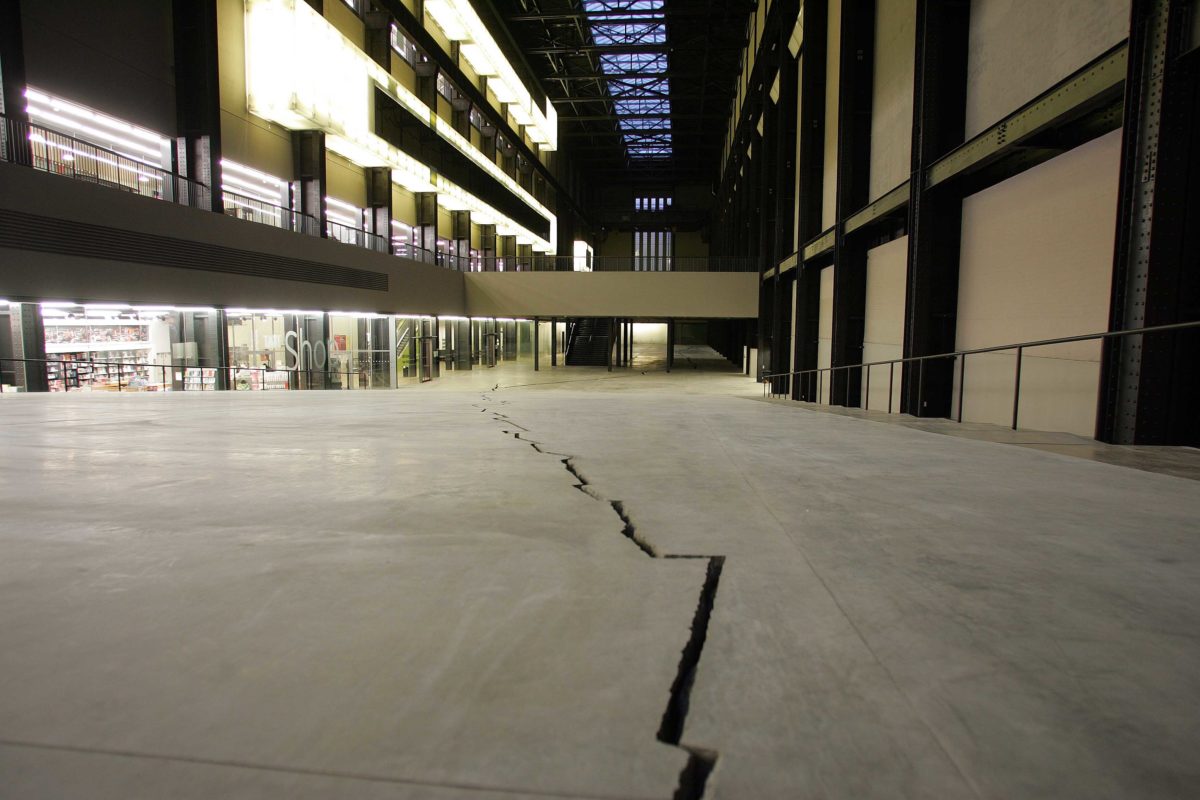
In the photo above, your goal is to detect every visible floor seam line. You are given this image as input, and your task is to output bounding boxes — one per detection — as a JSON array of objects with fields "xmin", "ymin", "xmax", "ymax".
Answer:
[
  {"xmin": 697, "ymin": 413, "xmax": 986, "ymax": 800},
  {"xmin": 0, "ymin": 739, "xmax": 657, "ymax": 800}
]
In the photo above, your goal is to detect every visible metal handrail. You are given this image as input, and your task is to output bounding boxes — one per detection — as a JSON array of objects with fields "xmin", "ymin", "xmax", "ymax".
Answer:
[
  {"xmin": 761, "ymin": 320, "xmax": 1200, "ymax": 430},
  {"xmin": 469, "ymin": 255, "xmax": 758, "ymax": 273},
  {"xmin": 2, "ymin": 113, "xmax": 210, "ymax": 209},
  {"xmin": 0, "ymin": 356, "xmax": 391, "ymax": 393},
  {"xmin": 221, "ymin": 189, "xmax": 320, "ymax": 236},
  {"xmin": 326, "ymin": 219, "xmax": 389, "ymax": 253}
]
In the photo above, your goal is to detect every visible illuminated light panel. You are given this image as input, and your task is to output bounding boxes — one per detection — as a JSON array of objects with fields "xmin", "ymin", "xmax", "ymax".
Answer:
[
  {"xmin": 423, "ymin": 0, "xmax": 557, "ymax": 150},
  {"xmin": 221, "ymin": 159, "xmax": 288, "ymax": 205},
  {"xmin": 433, "ymin": 174, "xmax": 553, "ymax": 253},
  {"xmin": 244, "ymin": 0, "xmax": 554, "ymax": 250},
  {"xmin": 25, "ymin": 88, "xmax": 169, "ymax": 166}
]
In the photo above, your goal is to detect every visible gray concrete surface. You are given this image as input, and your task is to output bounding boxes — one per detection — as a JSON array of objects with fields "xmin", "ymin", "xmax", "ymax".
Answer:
[{"xmin": 2, "ymin": 349, "xmax": 1199, "ymax": 799}]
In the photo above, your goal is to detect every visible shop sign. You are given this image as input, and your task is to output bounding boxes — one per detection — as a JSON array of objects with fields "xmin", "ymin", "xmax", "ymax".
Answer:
[{"xmin": 284, "ymin": 330, "xmax": 342, "ymax": 371}]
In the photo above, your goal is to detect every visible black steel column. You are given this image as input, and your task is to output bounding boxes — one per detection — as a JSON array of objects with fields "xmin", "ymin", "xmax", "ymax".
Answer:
[
  {"xmin": 534, "ymin": 317, "xmax": 540, "ymax": 371},
  {"xmin": 7, "ymin": 304, "xmax": 48, "ymax": 392},
  {"xmin": 480, "ymin": 223, "xmax": 497, "ymax": 269},
  {"xmin": 366, "ymin": 166, "xmax": 393, "ymax": 253},
  {"xmin": 666, "ymin": 318, "xmax": 676, "ymax": 372},
  {"xmin": 452, "ymin": 210, "xmax": 471, "ymax": 270},
  {"xmin": 293, "ymin": 130, "xmax": 327, "ymax": 236},
  {"xmin": 364, "ymin": 7, "xmax": 392, "ymax": 71},
  {"xmin": 499, "ymin": 235, "xmax": 517, "ymax": 270},
  {"xmin": 416, "ymin": 61, "xmax": 438, "ymax": 109},
  {"xmin": 1099, "ymin": 0, "xmax": 1200, "ymax": 446},
  {"xmin": 416, "ymin": 191, "xmax": 438, "ymax": 258},
  {"xmin": 792, "ymin": 0, "xmax": 829, "ymax": 401},
  {"xmin": 173, "ymin": 0, "xmax": 223, "ymax": 211},
  {"xmin": 829, "ymin": 0, "xmax": 876, "ymax": 407},
  {"xmin": 606, "ymin": 318, "xmax": 613, "ymax": 372},
  {"xmin": 774, "ymin": 18, "xmax": 801, "ymax": 391},
  {"xmin": 901, "ymin": 0, "xmax": 970, "ymax": 416},
  {"xmin": 0, "ymin": 0, "xmax": 30, "ymax": 166}
]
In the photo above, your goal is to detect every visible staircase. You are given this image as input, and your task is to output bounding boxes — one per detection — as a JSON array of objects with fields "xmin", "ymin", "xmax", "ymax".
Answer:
[{"xmin": 565, "ymin": 318, "xmax": 614, "ymax": 366}]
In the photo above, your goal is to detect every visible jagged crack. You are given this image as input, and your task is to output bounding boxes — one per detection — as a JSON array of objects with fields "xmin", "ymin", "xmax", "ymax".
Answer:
[
  {"xmin": 658, "ymin": 557, "xmax": 725, "ymax": 745},
  {"xmin": 480, "ymin": 394, "xmax": 725, "ymax": 800}
]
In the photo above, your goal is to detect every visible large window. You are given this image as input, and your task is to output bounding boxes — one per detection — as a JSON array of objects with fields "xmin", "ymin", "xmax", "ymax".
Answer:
[
  {"xmin": 634, "ymin": 230, "xmax": 672, "ymax": 272},
  {"xmin": 389, "ymin": 23, "xmax": 420, "ymax": 66},
  {"xmin": 635, "ymin": 196, "xmax": 672, "ymax": 212}
]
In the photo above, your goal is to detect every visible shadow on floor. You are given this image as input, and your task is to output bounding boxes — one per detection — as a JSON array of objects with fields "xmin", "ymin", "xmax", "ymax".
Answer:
[{"xmin": 753, "ymin": 396, "xmax": 1200, "ymax": 481}]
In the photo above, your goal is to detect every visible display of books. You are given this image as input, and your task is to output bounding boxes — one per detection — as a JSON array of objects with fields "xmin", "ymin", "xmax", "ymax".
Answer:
[{"xmin": 183, "ymin": 368, "xmax": 217, "ymax": 391}]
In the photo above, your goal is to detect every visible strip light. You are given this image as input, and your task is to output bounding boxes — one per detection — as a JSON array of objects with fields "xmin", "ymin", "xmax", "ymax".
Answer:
[
  {"xmin": 244, "ymin": 0, "xmax": 556, "ymax": 252},
  {"xmin": 434, "ymin": 174, "xmax": 553, "ymax": 253},
  {"xmin": 424, "ymin": 0, "xmax": 557, "ymax": 150},
  {"xmin": 25, "ymin": 88, "xmax": 169, "ymax": 166}
]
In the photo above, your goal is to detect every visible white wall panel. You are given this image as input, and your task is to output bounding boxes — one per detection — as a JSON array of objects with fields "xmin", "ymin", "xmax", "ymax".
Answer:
[
  {"xmin": 966, "ymin": 0, "xmax": 1130, "ymax": 137},
  {"xmin": 818, "ymin": 266, "xmax": 835, "ymax": 403},
  {"xmin": 869, "ymin": 0, "xmax": 917, "ymax": 200},
  {"xmin": 822, "ymin": 0, "xmax": 842, "ymax": 231},
  {"xmin": 955, "ymin": 131, "xmax": 1122, "ymax": 437},
  {"xmin": 861, "ymin": 236, "xmax": 908, "ymax": 412}
]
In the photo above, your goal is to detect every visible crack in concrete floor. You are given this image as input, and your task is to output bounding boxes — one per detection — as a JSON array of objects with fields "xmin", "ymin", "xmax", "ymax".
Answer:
[{"xmin": 481, "ymin": 392, "xmax": 726, "ymax": 800}]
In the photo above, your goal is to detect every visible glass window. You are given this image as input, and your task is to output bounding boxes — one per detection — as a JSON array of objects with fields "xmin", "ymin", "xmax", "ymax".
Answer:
[
  {"xmin": 634, "ymin": 229, "xmax": 673, "ymax": 272},
  {"xmin": 437, "ymin": 72, "xmax": 455, "ymax": 101},
  {"xmin": 635, "ymin": 196, "xmax": 672, "ymax": 212},
  {"xmin": 390, "ymin": 23, "xmax": 419, "ymax": 65}
]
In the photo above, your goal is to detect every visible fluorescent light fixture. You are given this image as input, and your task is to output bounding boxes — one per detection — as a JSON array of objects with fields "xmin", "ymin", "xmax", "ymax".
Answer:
[
  {"xmin": 414, "ymin": 0, "xmax": 557, "ymax": 150},
  {"xmin": 244, "ymin": 0, "xmax": 555, "ymax": 251},
  {"xmin": 25, "ymin": 88, "xmax": 169, "ymax": 166}
]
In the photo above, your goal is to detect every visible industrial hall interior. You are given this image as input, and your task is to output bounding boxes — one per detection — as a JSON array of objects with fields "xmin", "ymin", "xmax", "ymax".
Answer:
[{"xmin": 1, "ymin": 0, "xmax": 1199, "ymax": 798}]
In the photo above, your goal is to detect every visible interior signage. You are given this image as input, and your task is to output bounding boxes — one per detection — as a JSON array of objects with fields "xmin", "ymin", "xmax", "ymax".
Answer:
[{"xmin": 284, "ymin": 330, "xmax": 346, "ymax": 371}]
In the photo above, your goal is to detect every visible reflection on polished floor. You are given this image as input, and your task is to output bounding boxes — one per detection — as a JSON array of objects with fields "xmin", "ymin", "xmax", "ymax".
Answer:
[{"xmin": 2, "ymin": 348, "xmax": 1199, "ymax": 799}]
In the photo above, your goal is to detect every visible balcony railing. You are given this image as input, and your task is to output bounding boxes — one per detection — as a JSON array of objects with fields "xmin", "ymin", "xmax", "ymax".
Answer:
[
  {"xmin": 761, "ymin": 320, "xmax": 1200, "ymax": 433},
  {"xmin": 466, "ymin": 255, "xmax": 757, "ymax": 273},
  {"xmin": 222, "ymin": 189, "xmax": 320, "ymax": 236},
  {"xmin": 326, "ymin": 219, "xmax": 388, "ymax": 253},
  {"xmin": 2, "ymin": 113, "xmax": 210, "ymax": 209},
  {"xmin": 3, "ymin": 114, "xmax": 750, "ymax": 274}
]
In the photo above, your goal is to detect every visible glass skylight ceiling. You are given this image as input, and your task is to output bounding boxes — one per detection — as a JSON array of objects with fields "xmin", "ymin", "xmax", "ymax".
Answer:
[{"xmin": 582, "ymin": 1, "xmax": 672, "ymax": 160}]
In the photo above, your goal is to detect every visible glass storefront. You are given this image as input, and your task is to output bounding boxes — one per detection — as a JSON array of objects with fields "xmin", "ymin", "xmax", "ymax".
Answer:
[
  {"xmin": 0, "ymin": 302, "xmax": 545, "ymax": 393},
  {"xmin": 40, "ymin": 305, "xmax": 176, "ymax": 391}
]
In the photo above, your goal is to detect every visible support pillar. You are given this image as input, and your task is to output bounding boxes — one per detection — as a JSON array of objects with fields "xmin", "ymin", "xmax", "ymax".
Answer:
[
  {"xmin": 533, "ymin": 317, "xmax": 540, "ymax": 371},
  {"xmin": 666, "ymin": 318, "xmax": 676, "ymax": 372},
  {"xmin": 366, "ymin": 166, "xmax": 392, "ymax": 253},
  {"xmin": 292, "ymin": 130, "xmax": 327, "ymax": 237},
  {"xmin": 902, "ymin": 0, "xmax": 970, "ymax": 417},
  {"xmin": 363, "ymin": 8, "xmax": 391, "ymax": 71},
  {"xmin": 480, "ymin": 223, "xmax": 497, "ymax": 271},
  {"xmin": 793, "ymin": 0, "xmax": 830, "ymax": 400},
  {"xmin": 452, "ymin": 210, "xmax": 471, "ymax": 271},
  {"xmin": 829, "ymin": 0, "xmax": 875, "ymax": 408},
  {"xmin": 1099, "ymin": 0, "xmax": 1200, "ymax": 445},
  {"xmin": 416, "ymin": 191, "xmax": 438, "ymax": 263},
  {"xmin": 498, "ymin": 235, "xmax": 517, "ymax": 271},
  {"xmin": 606, "ymin": 318, "xmax": 613, "ymax": 372},
  {"xmin": 173, "ymin": 0, "xmax": 223, "ymax": 211},
  {"xmin": 551, "ymin": 318, "xmax": 558, "ymax": 366},
  {"xmin": 7, "ymin": 304, "xmax": 48, "ymax": 392},
  {"xmin": 0, "ymin": 0, "xmax": 31, "ymax": 166}
]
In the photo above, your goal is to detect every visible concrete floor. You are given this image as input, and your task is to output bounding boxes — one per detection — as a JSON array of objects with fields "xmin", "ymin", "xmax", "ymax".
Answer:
[{"xmin": 2, "ymin": 347, "xmax": 1199, "ymax": 799}]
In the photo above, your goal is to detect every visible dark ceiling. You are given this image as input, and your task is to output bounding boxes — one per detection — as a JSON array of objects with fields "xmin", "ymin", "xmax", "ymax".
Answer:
[{"xmin": 490, "ymin": 0, "xmax": 756, "ymax": 187}]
